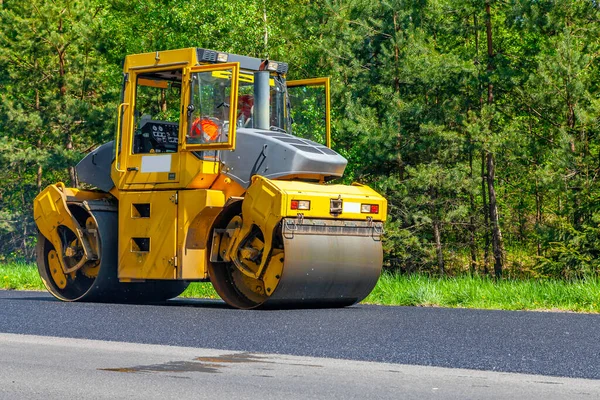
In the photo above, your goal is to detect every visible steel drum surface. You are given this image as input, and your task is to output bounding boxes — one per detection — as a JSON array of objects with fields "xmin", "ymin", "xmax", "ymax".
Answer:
[{"xmin": 263, "ymin": 233, "xmax": 383, "ymax": 307}]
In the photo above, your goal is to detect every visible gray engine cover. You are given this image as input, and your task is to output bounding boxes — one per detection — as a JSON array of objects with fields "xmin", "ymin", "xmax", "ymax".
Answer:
[
  {"xmin": 75, "ymin": 130, "xmax": 346, "ymax": 192},
  {"xmin": 76, "ymin": 141, "xmax": 115, "ymax": 192},
  {"xmin": 220, "ymin": 128, "xmax": 347, "ymax": 188}
]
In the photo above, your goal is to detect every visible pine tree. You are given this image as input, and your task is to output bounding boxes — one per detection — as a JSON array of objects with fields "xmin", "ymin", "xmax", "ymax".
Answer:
[{"xmin": 0, "ymin": 0, "xmax": 115, "ymax": 259}]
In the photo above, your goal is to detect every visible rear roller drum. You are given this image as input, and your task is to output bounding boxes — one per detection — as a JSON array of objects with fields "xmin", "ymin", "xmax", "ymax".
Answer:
[
  {"xmin": 36, "ymin": 211, "xmax": 104, "ymax": 301},
  {"xmin": 37, "ymin": 206, "xmax": 188, "ymax": 303}
]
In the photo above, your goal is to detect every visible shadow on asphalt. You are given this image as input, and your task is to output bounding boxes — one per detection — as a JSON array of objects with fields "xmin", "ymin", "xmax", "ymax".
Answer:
[
  {"xmin": 5, "ymin": 294, "xmax": 229, "ymax": 309},
  {"xmin": 6, "ymin": 295, "xmax": 59, "ymax": 303},
  {"xmin": 3, "ymin": 291, "xmax": 370, "ymax": 311}
]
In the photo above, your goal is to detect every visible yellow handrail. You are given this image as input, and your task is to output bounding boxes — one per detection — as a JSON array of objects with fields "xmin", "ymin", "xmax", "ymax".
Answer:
[{"xmin": 115, "ymin": 103, "xmax": 129, "ymax": 173}]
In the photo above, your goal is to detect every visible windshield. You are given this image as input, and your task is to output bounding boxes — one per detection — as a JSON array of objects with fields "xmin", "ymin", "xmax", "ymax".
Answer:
[{"xmin": 236, "ymin": 72, "xmax": 288, "ymax": 133}]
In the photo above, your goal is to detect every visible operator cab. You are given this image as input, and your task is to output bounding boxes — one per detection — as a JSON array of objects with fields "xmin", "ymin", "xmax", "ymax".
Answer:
[
  {"xmin": 132, "ymin": 70, "xmax": 182, "ymax": 154},
  {"xmin": 112, "ymin": 47, "xmax": 332, "ymax": 190}
]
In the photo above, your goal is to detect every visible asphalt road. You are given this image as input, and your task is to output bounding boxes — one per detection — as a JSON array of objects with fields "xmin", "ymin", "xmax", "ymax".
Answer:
[
  {"xmin": 1, "ymin": 290, "xmax": 599, "ymax": 380},
  {"xmin": 2, "ymin": 333, "xmax": 598, "ymax": 400}
]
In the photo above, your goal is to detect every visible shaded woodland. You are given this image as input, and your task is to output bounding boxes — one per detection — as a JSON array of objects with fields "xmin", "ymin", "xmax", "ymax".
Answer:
[{"xmin": 1, "ymin": 0, "xmax": 600, "ymax": 279}]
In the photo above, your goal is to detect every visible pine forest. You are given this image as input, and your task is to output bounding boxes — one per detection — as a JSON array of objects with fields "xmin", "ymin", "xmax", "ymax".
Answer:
[{"xmin": 1, "ymin": 0, "xmax": 600, "ymax": 280}]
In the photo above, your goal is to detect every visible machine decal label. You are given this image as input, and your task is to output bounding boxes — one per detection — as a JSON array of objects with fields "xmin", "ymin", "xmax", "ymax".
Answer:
[
  {"xmin": 141, "ymin": 155, "xmax": 172, "ymax": 173},
  {"xmin": 342, "ymin": 201, "xmax": 361, "ymax": 213}
]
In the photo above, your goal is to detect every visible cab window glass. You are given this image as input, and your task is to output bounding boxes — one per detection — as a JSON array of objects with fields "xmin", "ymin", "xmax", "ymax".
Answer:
[
  {"xmin": 235, "ymin": 74, "xmax": 287, "ymax": 132},
  {"xmin": 288, "ymin": 85, "xmax": 327, "ymax": 145},
  {"xmin": 133, "ymin": 70, "xmax": 182, "ymax": 154},
  {"xmin": 187, "ymin": 69, "xmax": 234, "ymax": 145}
]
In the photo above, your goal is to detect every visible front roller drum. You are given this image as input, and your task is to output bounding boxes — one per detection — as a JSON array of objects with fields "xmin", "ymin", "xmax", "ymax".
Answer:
[
  {"xmin": 37, "ymin": 206, "xmax": 188, "ymax": 303},
  {"xmin": 209, "ymin": 218, "xmax": 383, "ymax": 309}
]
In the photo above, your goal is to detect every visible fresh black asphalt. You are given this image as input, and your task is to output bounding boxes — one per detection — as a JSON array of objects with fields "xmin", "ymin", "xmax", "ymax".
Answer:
[{"xmin": 1, "ymin": 290, "xmax": 599, "ymax": 379}]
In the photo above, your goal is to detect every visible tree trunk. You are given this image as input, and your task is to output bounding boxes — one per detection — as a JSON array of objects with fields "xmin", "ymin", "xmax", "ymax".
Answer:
[
  {"xmin": 535, "ymin": 178, "xmax": 542, "ymax": 256},
  {"xmin": 35, "ymin": 89, "xmax": 43, "ymax": 192},
  {"xmin": 485, "ymin": 0, "xmax": 503, "ymax": 278},
  {"xmin": 19, "ymin": 167, "xmax": 27, "ymax": 253},
  {"xmin": 485, "ymin": 1, "xmax": 494, "ymax": 104},
  {"xmin": 393, "ymin": 12, "xmax": 400, "ymax": 92},
  {"xmin": 469, "ymin": 142, "xmax": 477, "ymax": 274},
  {"xmin": 430, "ymin": 187, "xmax": 445, "ymax": 275},
  {"xmin": 57, "ymin": 17, "xmax": 78, "ymax": 187},
  {"xmin": 433, "ymin": 220, "xmax": 445, "ymax": 275},
  {"xmin": 160, "ymin": 89, "xmax": 167, "ymax": 112},
  {"xmin": 37, "ymin": 164, "xmax": 43, "ymax": 193},
  {"xmin": 263, "ymin": 0, "xmax": 268, "ymax": 57},
  {"xmin": 66, "ymin": 134, "xmax": 78, "ymax": 187},
  {"xmin": 481, "ymin": 151, "xmax": 490, "ymax": 274},
  {"xmin": 487, "ymin": 152, "xmax": 503, "ymax": 278}
]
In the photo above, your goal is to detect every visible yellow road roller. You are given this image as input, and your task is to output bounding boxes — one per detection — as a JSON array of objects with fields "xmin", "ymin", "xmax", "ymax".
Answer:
[{"xmin": 33, "ymin": 48, "xmax": 387, "ymax": 309}]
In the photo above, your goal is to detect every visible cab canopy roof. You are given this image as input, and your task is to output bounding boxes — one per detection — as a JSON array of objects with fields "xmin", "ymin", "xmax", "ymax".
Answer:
[{"xmin": 123, "ymin": 47, "xmax": 289, "ymax": 75}]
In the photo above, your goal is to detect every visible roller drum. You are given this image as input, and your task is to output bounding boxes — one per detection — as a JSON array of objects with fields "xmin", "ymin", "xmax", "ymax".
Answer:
[
  {"xmin": 210, "ymin": 217, "xmax": 383, "ymax": 309},
  {"xmin": 264, "ymin": 234, "xmax": 382, "ymax": 307},
  {"xmin": 263, "ymin": 219, "xmax": 382, "ymax": 307},
  {"xmin": 37, "ymin": 207, "xmax": 188, "ymax": 303}
]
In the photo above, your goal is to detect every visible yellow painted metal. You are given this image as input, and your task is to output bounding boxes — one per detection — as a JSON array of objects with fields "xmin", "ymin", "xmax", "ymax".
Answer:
[
  {"xmin": 113, "ymin": 153, "xmax": 221, "ymax": 192},
  {"xmin": 47, "ymin": 250, "xmax": 67, "ymax": 289},
  {"xmin": 114, "ymin": 103, "xmax": 129, "ymax": 173},
  {"xmin": 33, "ymin": 183, "xmax": 107, "ymax": 274},
  {"xmin": 271, "ymin": 179, "xmax": 387, "ymax": 221},
  {"xmin": 111, "ymin": 83, "xmax": 132, "ymax": 186},
  {"xmin": 123, "ymin": 153, "xmax": 182, "ymax": 186},
  {"xmin": 112, "ymin": 61, "xmax": 188, "ymax": 190},
  {"xmin": 183, "ymin": 156, "xmax": 220, "ymax": 189},
  {"xmin": 177, "ymin": 189, "xmax": 225, "ymax": 279},
  {"xmin": 224, "ymin": 177, "xmax": 285, "ymax": 281},
  {"xmin": 60, "ymin": 185, "xmax": 112, "ymax": 202},
  {"xmin": 34, "ymin": 46, "xmax": 388, "ymax": 309},
  {"xmin": 240, "ymin": 176, "xmax": 386, "ymax": 222},
  {"xmin": 118, "ymin": 191, "xmax": 178, "ymax": 280},
  {"xmin": 287, "ymin": 77, "xmax": 331, "ymax": 148},
  {"xmin": 181, "ymin": 62, "xmax": 240, "ymax": 152},
  {"xmin": 112, "ymin": 59, "xmax": 241, "ymax": 192},
  {"xmin": 137, "ymin": 78, "xmax": 169, "ymax": 89},
  {"xmin": 117, "ymin": 188, "xmax": 226, "ymax": 281},
  {"xmin": 262, "ymin": 249, "xmax": 284, "ymax": 296},
  {"xmin": 212, "ymin": 175, "xmax": 386, "ymax": 303},
  {"xmin": 123, "ymin": 48, "xmax": 197, "ymax": 71},
  {"xmin": 209, "ymin": 174, "xmax": 245, "ymax": 199},
  {"xmin": 213, "ymin": 70, "xmax": 275, "ymax": 86},
  {"xmin": 220, "ymin": 175, "xmax": 386, "ymax": 284}
]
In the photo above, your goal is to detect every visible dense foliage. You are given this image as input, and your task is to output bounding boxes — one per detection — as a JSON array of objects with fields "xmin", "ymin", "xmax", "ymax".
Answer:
[{"xmin": 1, "ymin": 0, "xmax": 599, "ymax": 279}]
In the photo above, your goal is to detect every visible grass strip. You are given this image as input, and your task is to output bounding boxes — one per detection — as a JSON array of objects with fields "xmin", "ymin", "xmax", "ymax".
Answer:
[
  {"xmin": 0, "ymin": 262, "xmax": 44, "ymax": 291},
  {"xmin": 365, "ymin": 272, "xmax": 600, "ymax": 313},
  {"xmin": 2, "ymin": 263, "xmax": 600, "ymax": 313}
]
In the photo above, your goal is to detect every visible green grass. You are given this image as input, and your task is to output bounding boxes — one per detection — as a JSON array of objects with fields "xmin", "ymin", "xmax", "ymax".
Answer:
[
  {"xmin": 2, "ymin": 263, "xmax": 600, "ymax": 313},
  {"xmin": 0, "ymin": 262, "xmax": 44, "ymax": 290},
  {"xmin": 365, "ymin": 272, "xmax": 600, "ymax": 313},
  {"xmin": 181, "ymin": 282, "xmax": 219, "ymax": 299}
]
